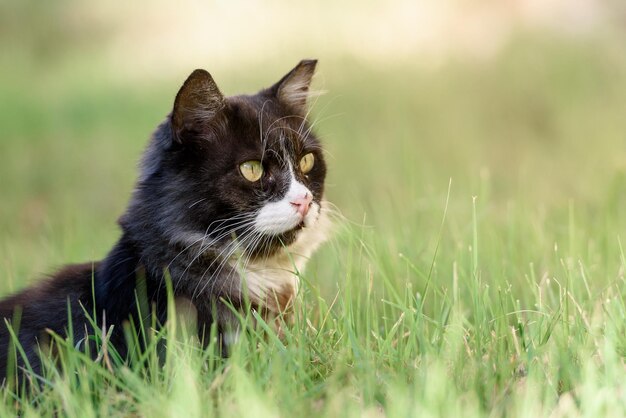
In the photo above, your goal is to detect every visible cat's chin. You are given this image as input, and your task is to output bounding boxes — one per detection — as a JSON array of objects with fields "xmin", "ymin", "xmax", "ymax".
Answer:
[
  {"xmin": 267, "ymin": 226, "xmax": 302, "ymax": 248},
  {"xmin": 243, "ymin": 224, "xmax": 304, "ymax": 258},
  {"xmin": 249, "ymin": 202, "xmax": 330, "ymax": 261},
  {"xmin": 264, "ymin": 209, "xmax": 319, "ymax": 244}
]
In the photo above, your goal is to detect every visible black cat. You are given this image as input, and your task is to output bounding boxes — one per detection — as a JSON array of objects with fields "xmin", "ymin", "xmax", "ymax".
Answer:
[{"xmin": 0, "ymin": 59, "xmax": 330, "ymax": 379}]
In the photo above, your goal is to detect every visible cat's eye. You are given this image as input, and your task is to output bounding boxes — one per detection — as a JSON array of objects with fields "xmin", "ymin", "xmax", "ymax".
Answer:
[
  {"xmin": 299, "ymin": 153, "xmax": 315, "ymax": 174},
  {"xmin": 240, "ymin": 160, "xmax": 264, "ymax": 182}
]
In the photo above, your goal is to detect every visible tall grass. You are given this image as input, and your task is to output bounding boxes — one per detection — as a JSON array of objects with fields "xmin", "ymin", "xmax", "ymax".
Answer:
[{"xmin": 1, "ymin": 34, "xmax": 626, "ymax": 416}]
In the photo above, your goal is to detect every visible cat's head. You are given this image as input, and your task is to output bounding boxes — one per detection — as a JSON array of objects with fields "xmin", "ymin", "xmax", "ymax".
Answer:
[{"xmin": 131, "ymin": 60, "xmax": 327, "ymax": 259}]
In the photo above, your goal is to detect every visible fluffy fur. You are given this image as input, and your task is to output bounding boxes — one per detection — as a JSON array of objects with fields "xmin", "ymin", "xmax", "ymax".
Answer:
[{"xmin": 0, "ymin": 59, "xmax": 329, "ymax": 380}]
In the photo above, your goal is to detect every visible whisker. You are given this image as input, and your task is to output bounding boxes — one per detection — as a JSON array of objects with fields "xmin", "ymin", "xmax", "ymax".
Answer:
[
  {"xmin": 165, "ymin": 212, "xmax": 256, "ymax": 277},
  {"xmin": 192, "ymin": 223, "xmax": 258, "ymax": 300},
  {"xmin": 188, "ymin": 198, "xmax": 207, "ymax": 209},
  {"xmin": 179, "ymin": 218, "xmax": 258, "ymax": 284}
]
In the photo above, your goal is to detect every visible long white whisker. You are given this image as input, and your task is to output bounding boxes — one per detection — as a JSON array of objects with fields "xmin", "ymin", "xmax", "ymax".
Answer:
[
  {"xmin": 165, "ymin": 212, "xmax": 256, "ymax": 278},
  {"xmin": 179, "ymin": 218, "xmax": 259, "ymax": 284},
  {"xmin": 192, "ymin": 223, "xmax": 258, "ymax": 300}
]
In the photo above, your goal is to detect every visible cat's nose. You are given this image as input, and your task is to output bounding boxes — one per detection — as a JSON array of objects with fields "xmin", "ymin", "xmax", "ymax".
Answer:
[{"xmin": 290, "ymin": 193, "xmax": 313, "ymax": 217}]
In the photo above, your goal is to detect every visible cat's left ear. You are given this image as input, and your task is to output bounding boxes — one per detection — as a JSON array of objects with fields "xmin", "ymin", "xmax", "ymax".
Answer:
[
  {"xmin": 269, "ymin": 59, "xmax": 317, "ymax": 115},
  {"xmin": 171, "ymin": 69, "xmax": 225, "ymax": 143}
]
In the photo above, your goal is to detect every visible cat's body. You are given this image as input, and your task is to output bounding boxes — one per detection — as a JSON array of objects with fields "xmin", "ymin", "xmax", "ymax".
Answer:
[{"xmin": 0, "ymin": 60, "xmax": 329, "ymax": 379}]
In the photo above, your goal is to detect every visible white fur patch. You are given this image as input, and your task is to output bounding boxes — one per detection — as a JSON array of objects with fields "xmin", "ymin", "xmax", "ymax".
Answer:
[
  {"xmin": 253, "ymin": 166, "xmax": 312, "ymax": 235},
  {"xmin": 232, "ymin": 199, "xmax": 332, "ymax": 312},
  {"xmin": 223, "ymin": 329, "xmax": 241, "ymax": 347}
]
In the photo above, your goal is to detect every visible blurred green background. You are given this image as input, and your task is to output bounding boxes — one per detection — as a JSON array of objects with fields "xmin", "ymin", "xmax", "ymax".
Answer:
[
  {"xmin": 1, "ymin": 0, "xmax": 625, "ymax": 297},
  {"xmin": 3, "ymin": 2, "xmax": 626, "ymax": 416}
]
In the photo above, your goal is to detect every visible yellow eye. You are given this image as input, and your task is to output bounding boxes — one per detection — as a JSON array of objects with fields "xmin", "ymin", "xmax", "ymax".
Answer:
[
  {"xmin": 240, "ymin": 160, "xmax": 264, "ymax": 182},
  {"xmin": 299, "ymin": 153, "xmax": 315, "ymax": 174}
]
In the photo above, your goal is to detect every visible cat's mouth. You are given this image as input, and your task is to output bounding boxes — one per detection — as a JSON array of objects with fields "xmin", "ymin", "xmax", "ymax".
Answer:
[
  {"xmin": 238, "ymin": 201, "xmax": 322, "ymax": 257},
  {"xmin": 267, "ymin": 220, "xmax": 304, "ymax": 241},
  {"xmin": 254, "ymin": 200, "xmax": 318, "ymax": 236}
]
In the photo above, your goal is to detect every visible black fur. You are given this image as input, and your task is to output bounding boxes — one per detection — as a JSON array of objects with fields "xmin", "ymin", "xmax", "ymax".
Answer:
[{"xmin": 0, "ymin": 59, "xmax": 326, "ymax": 380}]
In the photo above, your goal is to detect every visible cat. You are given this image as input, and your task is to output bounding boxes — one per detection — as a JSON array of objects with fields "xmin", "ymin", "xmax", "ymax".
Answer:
[{"xmin": 0, "ymin": 59, "xmax": 330, "ymax": 380}]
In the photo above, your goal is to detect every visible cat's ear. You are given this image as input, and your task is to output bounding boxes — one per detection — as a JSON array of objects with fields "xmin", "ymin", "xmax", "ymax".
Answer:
[
  {"xmin": 270, "ymin": 59, "xmax": 318, "ymax": 115},
  {"xmin": 171, "ymin": 69, "xmax": 225, "ymax": 143}
]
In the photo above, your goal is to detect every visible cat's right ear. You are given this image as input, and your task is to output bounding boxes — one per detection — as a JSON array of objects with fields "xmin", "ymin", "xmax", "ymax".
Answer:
[
  {"xmin": 171, "ymin": 69, "xmax": 225, "ymax": 143},
  {"xmin": 269, "ymin": 59, "xmax": 318, "ymax": 116}
]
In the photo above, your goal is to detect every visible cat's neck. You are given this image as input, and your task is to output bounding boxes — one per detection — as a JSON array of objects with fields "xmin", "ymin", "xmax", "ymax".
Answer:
[
  {"xmin": 96, "ymin": 203, "xmax": 330, "ymax": 321},
  {"xmin": 96, "ymin": 230, "xmax": 239, "ymax": 304}
]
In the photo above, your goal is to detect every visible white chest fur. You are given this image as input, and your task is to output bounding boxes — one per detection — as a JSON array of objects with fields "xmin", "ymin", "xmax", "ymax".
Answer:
[{"xmin": 230, "ymin": 204, "xmax": 331, "ymax": 312}]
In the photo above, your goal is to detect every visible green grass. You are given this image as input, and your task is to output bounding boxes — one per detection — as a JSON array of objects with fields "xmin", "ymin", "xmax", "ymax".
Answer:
[{"xmin": 1, "ymin": 34, "xmax": 626, "ymax": 416}]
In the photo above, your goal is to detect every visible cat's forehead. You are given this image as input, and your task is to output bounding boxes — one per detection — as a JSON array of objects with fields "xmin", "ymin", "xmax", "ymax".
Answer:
[
  {"xmin": 227, "ymin": 94, "xmax": 303, "ymax": 129},
  {"xmin": 225, "ymin": 94, "xmax": 313, "ymax": 157}
]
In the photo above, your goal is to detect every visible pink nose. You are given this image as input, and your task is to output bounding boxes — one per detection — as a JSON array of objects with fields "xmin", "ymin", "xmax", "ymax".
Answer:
[{"xmin": 290, "ymin": 193, "xmax": 313, "ymax": 217}]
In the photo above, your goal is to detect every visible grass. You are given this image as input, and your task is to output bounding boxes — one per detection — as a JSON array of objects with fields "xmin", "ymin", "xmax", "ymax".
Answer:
[{"xmin": 1, "ymin": 33, "xmax": 626, "ymax": 416}]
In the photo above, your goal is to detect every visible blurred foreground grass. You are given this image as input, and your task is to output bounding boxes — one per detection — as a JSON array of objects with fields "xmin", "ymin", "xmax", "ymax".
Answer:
[{"xmin": 1, "ymin": 34, "xmax": 626, "ymax": 416}]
